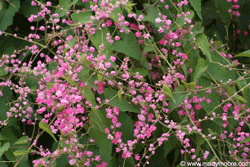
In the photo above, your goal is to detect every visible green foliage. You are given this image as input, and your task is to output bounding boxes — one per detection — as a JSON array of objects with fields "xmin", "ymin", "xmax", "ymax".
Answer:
[
  {"xmin": 71, "ymin": 12, "xmax": 92, "ymax": 24},
  {"xmin": 162, "ymin": 85, "xmax": 174, "ymax": 99},
  {"xmin": 189, "ymin": 0, "xmax": 202, "ymax": 20},
  {"xmin": 19, "ymin": 0, "xmax": 40, "ymax": 19},
  {"xmin": 163, "ymin": 135, "xmax": 178, "ymax": 158},
  {"xmin": 13, "ymin": 150, "xmax": 30, "ymax": 157},
  {"xmin": 104, "ymin": 88, "xmax": 140, "ymax": 113},
  {"xmin": 13, "ymin": 136, "xmax": 29, "ymax": 145},
  {"xmin": 0, "ymin": 87, "xmax": 12, "ymax": 122},
  {"xmin": 39, "ymin": 121, "xmax": 58, "ymax": 142},
  {"xmin": 90, "ymin": 27, "xmax": 113, "ymax": 59},
  {"xmin": 62, "ymin": 76, "xmax": 78, "ymax": 88},
  {"xmin": 213, "ymin": 0, "xmax": 231, "ymax": 27},
  {"xmin": 169, "ymin": 85, "xmax": 191, "ymax": 112},
  {"xmin": 117, "ymin": 112, "xmax": 134, "ymax": 141},
  {"xmin": 1, "ymin": 0, "xmax": 250, "ymax": 166},
  {"xmin": 193, "ymin": 58, "xmax": 208, "ymax": 82},
  {"xmin": 0, "ymin": 142, "xmax": 10, "ymax": 158},
  {"xmin": 0, "ymin": 67, "xmax": 8, "ymax": 77},
  {"xmin": 195, "ymin": 33, "xmax": 211, "ymax": 60},
  {"xmin": 82, "ymin": 86, "xmax": 96, "ymax": 106},
  {"xmin": 113, "ymin": 33, "xmax": 150, "ymax": 70},
  {"xmin": 235, "ymin": 50, "xmax": 250, "ymax": 57},
  {"xmin": 56, "ymin": 0, "xmax": 79, "ymax": 17},
  {"xmin": 88, "ymin": 109, "xmax": 112, "ymax": 163},
  {"xmin": 0, "ymin": 0, "xmax": 20, "ymax": 31}
]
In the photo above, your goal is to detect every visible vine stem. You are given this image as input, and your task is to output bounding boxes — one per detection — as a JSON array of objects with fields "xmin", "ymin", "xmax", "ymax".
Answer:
[
  {"xmin": 2, "ymin": 32, "xmax": 57, "ymax": 56},
  {"xmin": 184, "ymin": 105, "xmax": 222, "ymax": 163}
]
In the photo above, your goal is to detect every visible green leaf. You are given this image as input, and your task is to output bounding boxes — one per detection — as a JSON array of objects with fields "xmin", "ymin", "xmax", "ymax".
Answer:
[
  {"xmin": 162, "ymin": 85, "xmax": 173, "ymax": 99},
  {"xmin": 0, "ymin": 126, "xmax": 18, "ymax": 144},
  {"xmin": 0, "ymin": 160, "xmax": 7, "ymax": 167},
  {"xmin": 211, "ymin": 41, "xmax": 223, "ymax": 47},
  {"xmin": 182, "ymin": 37, "xmax": 199, "ymax": 72},
  {"xmin": 213, "ymin": 0, "xmax": 231, "ymax": 27},
  {"xmin": 0, "ymin": 87, "xmax": 12, "ymax": 121},
  {"xmin": 0, "ymin": 134, "xmax": 8, "ymax": 141},
  {"xmin": 117, "ymin": 112, "xmax": 134, "ymax": 141},
  {"xmin": 113, "ymin": 33, "xmax": 149, "ymax": 70},
  {"xmin": 206, "ymin": 53, "xmax": 238, "ymax": 83},
  {"xmin": 226, "ymin": 86, "xmax": 234, "ymax": 96},
  {"xmin": 88, "ymin": 110, "xmax": 112, "ymax": 161},
  {"xmin": 55, "ymin": 0, "xmax": 78, "ymax": 17},
  {"xmin": 56, "ymin": 154, "xmax": 70, "ymax": 167},
  {"xmin": 169, "ymin": 85, "xmax": 191, "ymax": 112},
  {"xmin": 143, "ymin": 6, "xmax": 161, "ymax": 27},
  {"xmin": 97, "ymin": 73, "xmax": 103, "ymax": 82},
  {"xmin": 89, "ymin": 27, "xmax": 113, "ymax": 59},
  {"xmin": 68, "ymin": 38, "xmax": 75, "ymax": 48},
  {"xmin": 192, "ymin": 22, "xmax": 204, "ymax": 37},
  {"xmin": 46, "ymin": 83, "xmax": 54, "ymax": 89},
  {"xmin": 194, "ymin": 134, "xmax": 206, "ymax": 155},
  {"xmin": 19, "ymin": 0, "xmax": 41, "ymax": 19},
  {"xmin": 132, "ymin": 68, "xmax": 148, "ymax": 77},
  {"xmin": 0, "ymin": 0, "xmax": 20, "ymax": 31},
  {"xmin": 193, "ymin": 58, "xmax": 208, "ymax": 82},
  {"xmin": 23, "ymin": 74, "xmax": 40, "ymax": 90},
  {"xmin": 56, "ymin": 104, "xmax": 64, "ymax": 113},
  {"xmin": 240, "ymin": 136, "xmax": 250, "ymax": 144},
  {"xmin": 143, "ymin": 45, "xmax": 154, "ymax": 54},
  {"xmin": 0, "ymin": 66, "xmax": 7, "ymax": 76},
  {"xmin": 71, "ymin": 12, "xmax": 92, "ymax": 24},
  {"xmin": 0, "ymin": 142, "xmax": 10, "ymax": 158},
  {"xmin": 236, "ymin": 95, "xmax": 247, "ymax": 104},
  {"xmin": 39, "ymin": 121, "xmax": 58, "ymax": 142},
  {"xmin": 13, "ymin": 150, "xmax": 30, "ymax": 157},
  {"xmin": 195, "ymin": 34, "xmax": 211, "ymax": 60},
  {"xmin": 187, "ymin": 82, "xmax": 196, "ymax": 90},
  {"xmin": 236, "ymin": 77, "xmax": 249, "ymax": 101},
  {"xmin": 48, "ymin": 62, "xmax": 59, "ymax": 72},
  {"xmin": 234, "ymin": 50, "xmax": 250, "ymax": 58},
  {"xmin": 62, "ymin": 76, "xmax": 78, "ymax": 88},
  {"xmin": 197, "ymin": 77, "xmax": 221, "ymax": 114},
  {"xmin": 117, "ymin": 89, "xmax": 122, "ymax": 102},
  {"xmin": 189, "ymin": 0, "xmax": 202, "ymax": 20},
  {"xmin": 104, "ymin": 88, "xmax": 140, "ymax": 113},
  {"xmin": 125, "ymin": 2, "xmax": 136, "ymax": 13},
  {"xmin": 13, "ymin": 136, "xmax": 29, "ymax": 145},
  {"xmin": 78, "ymin": 66, "xmax": 90, "ymax": 82},
  {"xmin": 164, "ymin": 135, "xmax": 178, "ymax": 157},
  {"xmin": 109, "ymin": 7, "xmax": 129, "ymax": 33},
  {"xmin": 170, "ymin": 10, "xmax": 194, "ymax": 31},
  {"xmin": 81, "ymin": 86, "xmax": 96, "ymax": 106}
]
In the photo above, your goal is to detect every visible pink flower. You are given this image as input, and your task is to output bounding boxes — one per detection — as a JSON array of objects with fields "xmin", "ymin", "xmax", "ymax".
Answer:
[
  {"xmin": 195, "ymin": 104, "xmax": 202, "ymax": 110},
  {"xmin": 114, "ymin": 36, "xmax": 120, "ymax": 40},
  {"xmin": 46, "ymin": 1, "xmax": 52, "ymax": 6},
  {"xmin": 39, "ymin": 26, "xmax": 46, "ymax": 31},
  {"xmin": 105, "ymin": 62, "xmax": 111, "ymax": 68},
  {"xmin": 138, "ymin": 114, "xmax": 145, "ymax": 121},
  {"xmin": 155, "ymin": 18, "xmax": 162, "ymax": 23},
  {"xmin": 110, "ymin": 56, "xmax": 116, "ymax": 62},
  {"xmin": 26, "ymin": 106, "xmax": 33, "ymax": 114},
  {"xmin": 86, "ymin": 151, "xmax": 93, "ymax": 157},
  {"xmin": 135, "ymin": 154, "xmax": 140, "ymax": 160},
  {"xmin": 97, "ymin": 82, "xmax": 106, "ymax": 94},
  {"xmin": 115, "ymin": 131, "xmax": 122, "ymax": 139},
  {"xmin": 31, "ymin": 1, "xmax": 37, "ymax": 6},
  {"xmin": 112, "ymin": 116, "xmax": 118, "ymax": 124}
]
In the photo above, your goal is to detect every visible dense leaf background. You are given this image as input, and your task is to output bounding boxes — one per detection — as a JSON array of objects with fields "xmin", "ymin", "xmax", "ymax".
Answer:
[{"xmin": 1, "ymin": 0, "xmax": 250, "ymax": 166}]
